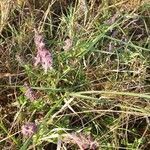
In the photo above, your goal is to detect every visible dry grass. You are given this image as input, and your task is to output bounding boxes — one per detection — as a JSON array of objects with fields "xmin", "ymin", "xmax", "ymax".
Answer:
[{"xmin": 0, "ymin": 0, "xmax": 150, "ymax": 149}]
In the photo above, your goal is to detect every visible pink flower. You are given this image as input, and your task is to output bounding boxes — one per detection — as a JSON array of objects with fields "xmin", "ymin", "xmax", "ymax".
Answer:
[
  {"xmin": 34, "ymin": 30, "xmax": 45, "ymax": 49},
  {"xmin": 21, "ymin": 122, "xmax": 37, "ymax": 137},
  {"xmin": 24, "ymin": 82, "xmax": 37, "ymax": 101},
  {"xmin": 34, "ymin": 29, "xmax": 52, "ymax": 73},
  {"xmin": 34, "ymin": 48, "xmax": 52, "ymax": 73}
]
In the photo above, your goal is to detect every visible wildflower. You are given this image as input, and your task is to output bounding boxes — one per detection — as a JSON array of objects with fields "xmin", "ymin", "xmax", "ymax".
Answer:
[
  {"xmin": 24, "ymin": 82, "xmax": 37, "ymax": 101},
  {"xmin": 63, "ymin": 38, "xmax": 72, "ymax": 51},
  {"xmin": 34, "ymin": 30, "xmax": 45, "ymax": 49},
  {"xmin": 64, "ymin": 133, "xmax": 99, "ymax": 150},
  {"xmin": 21, "ymin": 122, "xmax": 37, "ymax": 137},
  {"xmin": 34, "ymin": 47, "xmax": 52, "ymax": 73},
  {"xmin": 34, "ymin": 29, "xmax": 52, "ymax": 73}
]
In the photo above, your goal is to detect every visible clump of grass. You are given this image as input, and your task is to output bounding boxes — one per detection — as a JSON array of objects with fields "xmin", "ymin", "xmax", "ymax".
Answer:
[{"xmin": 0, "ymin": 0, "xmax": 150, "ymax": 149}]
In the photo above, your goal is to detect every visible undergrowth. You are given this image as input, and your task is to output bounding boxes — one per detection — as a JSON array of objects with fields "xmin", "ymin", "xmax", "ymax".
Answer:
[{"xmin": 0, "ymin": 0, "xmax": 150, "ymax": 149}]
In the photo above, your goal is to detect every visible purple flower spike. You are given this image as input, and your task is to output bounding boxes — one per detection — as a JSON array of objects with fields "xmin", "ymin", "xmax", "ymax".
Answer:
[
  {"xmin": 21, "ymin": 122, "xmax": 37, "ymax": 137},
  {"xmin": 34, "ymin": 48, "xmax": 52, "ymax": 73},
  {"xmin": 34, "ymin": 30, "xmax": 45, "ymax": 49},
  {"xmin": 24, "ymin": 82, "xmax": 37, "ymax": 101},
  {"xmin": 34, "ymin": 29, "xmax": 52, "ymax": 73}
]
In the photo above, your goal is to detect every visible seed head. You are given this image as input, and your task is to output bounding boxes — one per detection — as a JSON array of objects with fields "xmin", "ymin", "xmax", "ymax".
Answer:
[
  {"xmin": 64, "ymin": 133, "xmax": 99, "ymax": 150},
  {"xmin": 63, "ymin": 38, "xmax": 72, "ymax": 51}
]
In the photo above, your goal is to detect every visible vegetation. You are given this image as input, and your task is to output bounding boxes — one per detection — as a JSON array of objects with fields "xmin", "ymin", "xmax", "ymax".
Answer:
[{"xmin": 0, "ymin": 0, "xmax": 150, "ymax": 149}]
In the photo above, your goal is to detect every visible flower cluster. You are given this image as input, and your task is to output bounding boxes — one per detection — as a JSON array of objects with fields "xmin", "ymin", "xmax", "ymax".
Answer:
[
  {"xmin": 21, "ymin": 122, "xmax": 37, "ymax": 137},
  {"xmin": 34, "ymin": 29, "xmax": 52, "ymax": 73},
  {"xmin": 24, "ymin": 82, "xmax": 37, "ymax": 101}
]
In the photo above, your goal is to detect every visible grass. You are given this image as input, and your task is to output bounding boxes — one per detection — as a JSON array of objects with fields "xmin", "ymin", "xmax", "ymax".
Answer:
[{"xmin": 0, "ymin": 0, "xmax": 150, "ymax": 149}]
